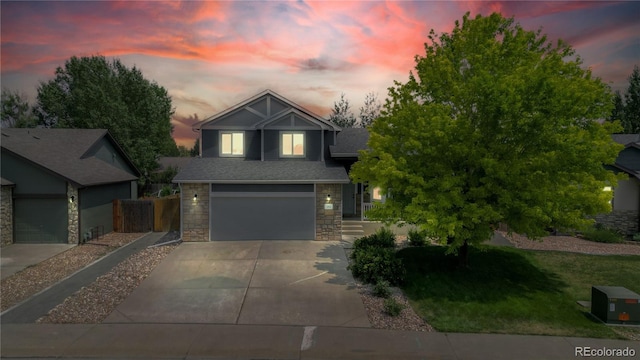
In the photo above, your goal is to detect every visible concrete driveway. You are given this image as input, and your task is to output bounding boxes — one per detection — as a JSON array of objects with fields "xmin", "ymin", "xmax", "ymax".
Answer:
[
  {"xmin": 104, "ymin": 241, "xmax": 371, "ymax": 327},
  {"xmin": 1, "ymin": 243, "xmax": 76, "ymax": 280}
]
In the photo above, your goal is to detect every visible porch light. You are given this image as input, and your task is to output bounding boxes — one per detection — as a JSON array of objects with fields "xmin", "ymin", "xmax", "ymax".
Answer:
[
  {"xmin": 326, "ymin": 194, "xmax": 331, "ymax": 202},
  {"xmin": 69, "ymin": 195, "xmax": 75, "ymax": 203},
  {"xmin": 193, "ymin": 193, "xmax": 198, "ymax": 201}
]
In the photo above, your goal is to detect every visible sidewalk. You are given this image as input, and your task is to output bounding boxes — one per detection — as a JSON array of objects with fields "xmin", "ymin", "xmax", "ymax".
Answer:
[
  {"xmin": 1, "ymin": 323, "xmax": 638, "ymax": 359},
  {"xmin": 0, "ymin": 232, "xmax": 166, "ymax": 324}
]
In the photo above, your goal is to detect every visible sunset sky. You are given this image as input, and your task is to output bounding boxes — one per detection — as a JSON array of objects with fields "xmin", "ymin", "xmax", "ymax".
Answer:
[{"xmin": 2, "ymin": 1, "xmax": 639, "ymax": 147}]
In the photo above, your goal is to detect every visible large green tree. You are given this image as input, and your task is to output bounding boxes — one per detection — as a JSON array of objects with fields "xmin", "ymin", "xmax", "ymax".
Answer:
[
  {"xmin": 35, "ymin": 55, "xmax": 179, "ymax": 180},
  {"xmin": 350, "ymin": 13, "xmax": 622, "ymax": 266}
]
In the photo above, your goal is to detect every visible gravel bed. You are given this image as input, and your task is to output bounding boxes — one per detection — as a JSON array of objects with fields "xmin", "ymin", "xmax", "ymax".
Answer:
[
  {"xmin": 38, "ymin": 243, "xmax": 178, "ymax": 323},
  {"xmin": 499, "ymin": 231, "xmax": 640, "ymax": 255},
  {"xmin": 1, "ymin": 232, "xmax": 145, "ymax": 312},
  {"xmin": 357, "ymin": 282, "xmax": 434, "ymax": 332}
]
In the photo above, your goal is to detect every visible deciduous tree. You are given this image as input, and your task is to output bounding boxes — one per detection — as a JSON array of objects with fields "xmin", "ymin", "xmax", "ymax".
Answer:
[
  {"xmin": 350, "ymin": 13, "xmax": 622, "ymax": 266},
  {"xmin": 35, "ymin": 55, "xmax": 179, "ymax": 182}
]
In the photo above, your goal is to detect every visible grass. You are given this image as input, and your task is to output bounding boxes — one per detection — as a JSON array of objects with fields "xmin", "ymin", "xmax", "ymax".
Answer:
[{"xmin": 398, "ymin": 245, "xmax": 640, "ymax": 339}]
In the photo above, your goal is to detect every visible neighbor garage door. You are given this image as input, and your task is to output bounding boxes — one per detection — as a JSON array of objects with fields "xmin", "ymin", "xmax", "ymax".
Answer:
[
  {"xmin": 210, "ymin": 184, "xmax": 315, "ymax": 240},
  {"xmin": 14, "ymin": 198, "xmax": 68, "ymax": 243}
]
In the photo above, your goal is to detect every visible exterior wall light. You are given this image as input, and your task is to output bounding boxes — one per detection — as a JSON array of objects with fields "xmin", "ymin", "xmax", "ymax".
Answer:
[
  {"xmin": 193, "ymin": 193, "xmax": 198, "ymax": 201},
  {"xmin": 69, "ymin": 195, "xmax": 75, "ymax": 203},
  {"xmin": 326, "ymin": 194, "xmax": 331, "ymax": 202}
]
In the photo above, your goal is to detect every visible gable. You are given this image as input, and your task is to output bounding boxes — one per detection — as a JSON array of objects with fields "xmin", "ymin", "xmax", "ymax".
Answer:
[
  {"xmin": 0, "ymin": 128, "xmax": 138, "ymax": 187},
  {"xmin": 262, "ymin": 111, "xmax": 323, "ymax": 130},
  {"xmin": 197, "ymin": 90, "xmax": 339, "ymax": 131},
  {"xmin": 616, "ymin": 146, "xmax": 640, "ymax": 172}
]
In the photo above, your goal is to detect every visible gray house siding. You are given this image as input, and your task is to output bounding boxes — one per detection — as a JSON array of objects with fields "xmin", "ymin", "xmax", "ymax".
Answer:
[
  {"xmin": 86, "ymin": 138, "xmax": 137, "ymax": 175},
  {"xmin": 616, "ymin": 147, "xmax": 640, "ymax": 170},
  {"xmin": 79, "ymin": 182, "xmax": 131, "ymax": 241},
  {"xmin": 1, "ymin": 150, "xmax": 66, "ymax": 195},
  {"xmin": 202, "ymin": 129, "xmax": 218, "ymax": 158}
]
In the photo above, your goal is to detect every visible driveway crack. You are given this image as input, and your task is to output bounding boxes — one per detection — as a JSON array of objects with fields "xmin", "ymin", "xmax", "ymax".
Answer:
[{"xmin": 235, "ymin": 241, "xmax": 262, "ymax": 324}]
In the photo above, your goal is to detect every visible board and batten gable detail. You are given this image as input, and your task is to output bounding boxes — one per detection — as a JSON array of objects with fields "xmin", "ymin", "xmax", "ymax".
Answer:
[{"xmin": 195, "ymin": 90, "xmax": 339, "ymax": 163}]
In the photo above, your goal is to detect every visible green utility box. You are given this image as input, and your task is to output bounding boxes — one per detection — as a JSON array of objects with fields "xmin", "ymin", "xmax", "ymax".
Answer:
[{"xmin": 591, "ymin": 286, "xmax": 640, "ymax": 325}]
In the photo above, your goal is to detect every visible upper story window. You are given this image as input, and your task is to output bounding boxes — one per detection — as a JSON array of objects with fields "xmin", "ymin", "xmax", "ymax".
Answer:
[
  {"xmin": 220, "ymin": 131, "xmax": 244, "ymax": 156},
  {"xmin": 281, "ymin": 132, "xmax": 305, "ymax": 157}
]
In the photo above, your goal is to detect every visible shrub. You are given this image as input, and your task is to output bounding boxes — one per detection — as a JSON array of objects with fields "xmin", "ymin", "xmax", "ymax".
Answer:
[
  {"xmin": 349, "ymin": 246, "xmax": 405, "ymax": 285},
  {"xmin": 383, "ymin": 297, "xmax": 404, "ymax": 316},
  {"xmin": 407, "ymin": 228, "xmax": 427, "ymax": 246},
  {"xmin": 373, "ymin": 279, "xmax": 391, "ymax": 298},
  {"xmin": 633, "ymin": 233, "xmax": 640, "ymax": 242},
  {"xmin": 159, "ymin": 185, "xmax": 173, "ymax": 197},
  {"xmin": 581, "ymin": 226, "xmax": 624, "ymax": 244},
  {"xmin": 353, "ymin": 227, "xmax": 396, "ymax": 249},
  {"xmin": 349, "ymin": 227, "xmax": 405, "ymax": 285}
]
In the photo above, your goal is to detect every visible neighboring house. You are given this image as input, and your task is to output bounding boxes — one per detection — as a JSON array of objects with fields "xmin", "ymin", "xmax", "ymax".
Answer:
[
  {"xmin": 598, "ymin": 133, "xmax": 640, "ymax": 236},
  {"xmin": 1, "ymin": 129, "xmax": 139, "ymax": 244},
  {"xmin": 174, "ymin": 89, "xmax": 364, "ymax": 241},
  {"xmin": 1, "ymin": 177, "xmax": 15, "ymax": 246}
]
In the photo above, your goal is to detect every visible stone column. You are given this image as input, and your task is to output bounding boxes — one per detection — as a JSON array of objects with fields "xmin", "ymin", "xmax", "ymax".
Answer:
[
  {"xmin": 67, "ymin": 183, "xmax": 79, "ymax": 244},
  {"xmin": 1, "ymin": 185, "xmax": 13, "ymax": 246},
  {"xmin": 315, "ymin": 183, "xmax": 343, "ymax": 241},
  {"xmin": 181, "ymin": 183, "xmax": 210, "ymax": 241}
]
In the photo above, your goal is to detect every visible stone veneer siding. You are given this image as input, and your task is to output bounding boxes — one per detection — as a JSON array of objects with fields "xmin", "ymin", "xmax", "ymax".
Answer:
[
  {"xmin": 594, "ymin": 210, "xmax": 639, "ymax": 237},
  {"xmin": 316, "ymin": 183, "xmax": 342, "ymax": 241},
  {"xmin": 1, "ymin": 185, "xmax": 13, "ymax": 246},
  {"xmin": 181, "ymin": 183, "xmax": 209, "ymax": 241},
  {"xmin": 67, "ymin": 183, "xmax": 79, "ymax": 244}
]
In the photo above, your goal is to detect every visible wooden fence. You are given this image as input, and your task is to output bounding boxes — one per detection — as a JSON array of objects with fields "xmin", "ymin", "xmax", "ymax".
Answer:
[
  {"xmin": 153, "ymin": 195, "xmax": 180, "ymax": 232},
  {"xmin": 113, "ymin": 195, "xmax": 180, "ymax": 233}
]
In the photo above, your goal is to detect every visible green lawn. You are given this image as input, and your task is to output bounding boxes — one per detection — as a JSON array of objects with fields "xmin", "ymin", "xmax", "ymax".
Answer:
[{"xmin": 398, "ymin": 245, "xmax": 640, "ymax": 339}]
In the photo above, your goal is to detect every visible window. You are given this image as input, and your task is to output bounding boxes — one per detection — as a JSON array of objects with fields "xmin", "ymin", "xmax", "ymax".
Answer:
[
  {"xmin": 281, "ymin": 132, "xmax": 304, "ymax": 157},
  {"xmin": 372, "ymin": 187, "xmax": 382, "ymax": 201},
  {"xmin": 220, "ymin": 132, "xmax": 244, "ymax": 156}
]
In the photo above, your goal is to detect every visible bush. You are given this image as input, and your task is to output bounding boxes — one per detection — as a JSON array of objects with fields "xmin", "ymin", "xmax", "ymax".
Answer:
[
  {"xmin": 349, "ymin": 246, "xmax": 405, "ymax": 285},
  {"xmin": 373, "ymin": 279, "xmax": 391, "ymax": 298},
  {"xmin": 159, "ymin": 185, "xmax": 173, "ymax": 197},
  {"xmin": 582, "ymin": 225, "xmax": 624, "ymax": 244},
  {"xmin": 353, "ymin": 227, "xmax": 396, "ymax": 249},
  {"xmin": 407, "ymin": 228, "xmax": 427, "ymax": 247},
  {"xmin": 383, "ymin": 297, "xmax": 404, "ymax": 316},
  {"xmin": 633, "ymin": 233, "xmax": 640, "ymax": 242}
]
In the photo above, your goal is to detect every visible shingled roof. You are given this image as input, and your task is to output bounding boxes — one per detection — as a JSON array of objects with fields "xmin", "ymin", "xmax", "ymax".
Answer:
[
  {"xmin": 1, "ymin": 128, "xmax": 139, "ymax": 187},
  {"xmin": 329, "ymin": 128, "xmax": 369, "ymax": 158},
  {"xmin": 173, "ymin": 158, "xmax": 349, "ymax": 183}
]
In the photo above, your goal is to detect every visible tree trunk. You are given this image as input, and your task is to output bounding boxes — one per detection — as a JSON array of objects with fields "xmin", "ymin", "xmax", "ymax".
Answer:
[{"xmin": 458, "ymin": 240, "xmax": 469, "ymax": 268}]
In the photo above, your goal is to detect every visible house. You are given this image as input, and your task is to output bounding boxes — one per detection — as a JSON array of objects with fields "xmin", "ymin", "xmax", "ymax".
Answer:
[
  {"xmin": 597, "ymin": 133, "xmax": 640, "ymax": 236},
  {"xmin": 0, "ymin": 128, "xmax": 139, "ymax": 244},
  {"xmin": 175, "ymin": 90, "xmax": 380, "ymax": 241}
]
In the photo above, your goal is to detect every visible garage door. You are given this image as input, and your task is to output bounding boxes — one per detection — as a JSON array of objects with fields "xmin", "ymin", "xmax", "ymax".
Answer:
[
  {"xmin": 210, "ymin": 184, "xmax": 315, "ymax": 240},
  {"xmin": 14, "ymin": 198, "xmax": 68, "ymax": 243}
]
